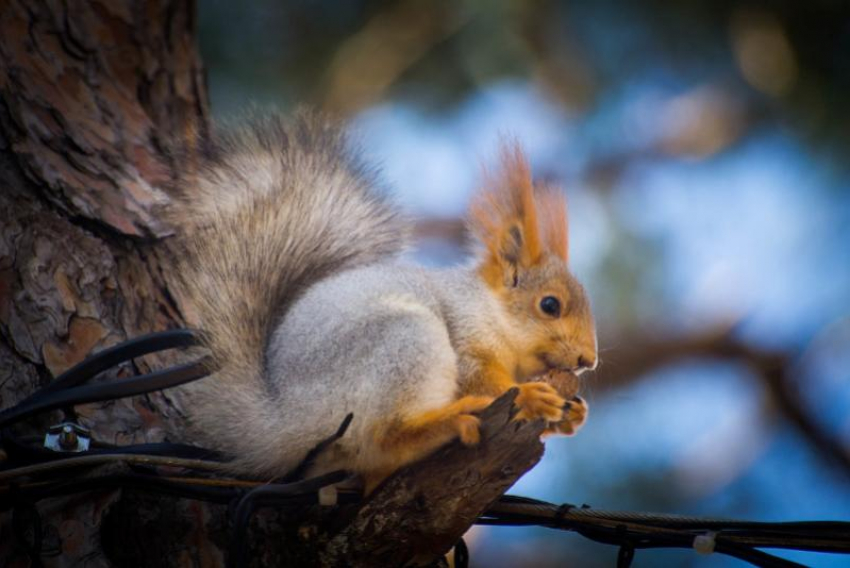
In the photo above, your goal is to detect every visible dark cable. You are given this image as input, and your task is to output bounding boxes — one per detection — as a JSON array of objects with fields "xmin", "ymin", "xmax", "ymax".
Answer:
[
  {"xmin": 616, "ymin": 542, "xmax": 634, "ymax": 568},
  {"xmin": 0, "ymin": 358, "xmax": 212, "ymax": 428},
  {"xmin": 0, "ymin": 429, "xmax": 222, "ymax": 467},
  {"xmin": 279, "ymin": 413, "xmax": 354, "ymax": 482},
  {"xmin": 228, "ymin": 470, "xmax": 349, "ymax": 568},
  {"xmin": 10, "ymin": 486, "xmax": 44, "ymax": 568},
  {"xmin": 41, "ymin": 329, "xmax": 202, "ymax": 394},
  {"xmin": 454, "ymin": 536, "xmax": 470, "ymax": 568}
]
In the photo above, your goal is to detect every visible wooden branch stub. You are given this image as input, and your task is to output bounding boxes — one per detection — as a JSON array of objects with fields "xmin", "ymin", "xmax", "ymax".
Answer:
[{"xmin": 320, "ymin": 390, "xmax": 546, "ymax": 567}]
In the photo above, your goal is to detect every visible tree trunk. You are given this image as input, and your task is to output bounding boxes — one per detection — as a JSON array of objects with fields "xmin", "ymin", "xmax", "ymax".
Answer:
[
  {"xmin": 0, "ymin": 1, "xmax": 214, "ymax": 565},
  {"xmin": 0, "ymin": 2, "xmax": 550, "ymax": 566}
]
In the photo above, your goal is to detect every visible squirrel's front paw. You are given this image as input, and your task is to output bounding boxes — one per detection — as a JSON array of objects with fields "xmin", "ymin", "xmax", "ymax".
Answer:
[
  {"xmin": 546, "ymin": 395, "xmax": 589, "ymax": 436},
  {"xmin": 514, "ymin": 381, "xmax": 566, "ymax": 423}
]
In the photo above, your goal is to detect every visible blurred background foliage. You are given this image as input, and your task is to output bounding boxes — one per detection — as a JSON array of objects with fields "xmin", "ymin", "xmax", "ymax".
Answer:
[{"xmin": 197, "ymin": 0, "xmax": 850, "ymax": 566}]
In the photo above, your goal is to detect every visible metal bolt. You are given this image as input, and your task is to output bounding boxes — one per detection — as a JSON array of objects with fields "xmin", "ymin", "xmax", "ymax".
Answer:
[{"xmin": 58, "ymin": 424, "xmax": 78, "ymax": 449}]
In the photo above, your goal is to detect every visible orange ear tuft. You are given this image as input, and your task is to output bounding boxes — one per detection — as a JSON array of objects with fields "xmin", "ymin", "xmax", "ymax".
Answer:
[
  {"xmin": 468, "ymin": 142, "xmax": 570, "ymax": 285},
  {"xmin": 536, "ymin": 185, "xmax": 569, "ymax": 262},
  {"xmin": 469, "ymin": 142, "xmax": 541, "ymax": 266}
]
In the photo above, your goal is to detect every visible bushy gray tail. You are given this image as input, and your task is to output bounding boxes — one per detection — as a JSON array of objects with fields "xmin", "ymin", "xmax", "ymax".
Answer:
[{"xmin": 172, "ymin": 112, "xmax": 406, "ymax": 472}]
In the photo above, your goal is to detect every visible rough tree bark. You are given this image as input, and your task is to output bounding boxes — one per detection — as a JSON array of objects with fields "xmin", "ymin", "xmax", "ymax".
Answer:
[
  {"xmin": 0, "ymin": 2, "xmax": 558, "ymax": 566},
  {"xmin": 0, "ymin": 1, "xmax": 213, "ymax": 565}
]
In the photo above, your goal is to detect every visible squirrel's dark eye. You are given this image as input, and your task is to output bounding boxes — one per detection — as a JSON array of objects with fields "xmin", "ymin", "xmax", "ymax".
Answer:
[{"xmin": 539, "ymin": 296, "xmax": 561, "ymax": 317}]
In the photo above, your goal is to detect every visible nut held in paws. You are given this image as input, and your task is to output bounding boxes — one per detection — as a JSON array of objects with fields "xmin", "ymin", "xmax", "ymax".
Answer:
[{"xmin": 530, "ymin": 369, "xmax": 580, "ymax": 400}]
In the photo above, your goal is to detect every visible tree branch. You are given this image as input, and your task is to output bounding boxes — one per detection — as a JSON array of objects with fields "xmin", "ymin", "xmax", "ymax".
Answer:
[
  {"xmin": 320, "ymin": 389, "xmax": 550, "ymax": 567},
  {"xmin": 595, "ymin": 328, "xmax": 850, "ymax": 481}
]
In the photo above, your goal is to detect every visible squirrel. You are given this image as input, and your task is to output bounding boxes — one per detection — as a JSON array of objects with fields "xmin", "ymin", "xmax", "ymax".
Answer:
[{"xmin": 174, "ymin": 112, "xmax": 597, "ymax": 492}]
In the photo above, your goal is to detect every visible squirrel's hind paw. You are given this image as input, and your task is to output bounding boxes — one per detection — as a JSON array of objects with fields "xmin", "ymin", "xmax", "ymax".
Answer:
[
  {"xmin": 513, "ymin": 381, "xmax": 566, "ymax": 423},
  {"xmin": 454, "ymin": 414, "xmax": 481, "ymax": 445},
  {"xmin": 452, "ymin": 395, "xmax": 493, "ymax": 445}
]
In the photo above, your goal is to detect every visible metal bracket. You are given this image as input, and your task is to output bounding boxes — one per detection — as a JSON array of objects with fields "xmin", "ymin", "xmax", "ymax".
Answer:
[{"xmin": 44, "ymin": 422, "xmax": 91, "ymax": 452}]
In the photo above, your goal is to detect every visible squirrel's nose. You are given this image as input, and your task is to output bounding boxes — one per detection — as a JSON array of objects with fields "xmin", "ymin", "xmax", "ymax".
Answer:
[{"xmin": 576, "ymin": 353, "xmax": 598, "ymax": 373}]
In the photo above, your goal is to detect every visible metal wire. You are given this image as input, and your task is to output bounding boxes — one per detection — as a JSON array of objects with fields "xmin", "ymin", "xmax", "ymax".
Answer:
[
  {"xmin": 477, "ymin": 496, "xmax": 850, "ymax": 567},
  {"xmin": 2, "ymin": 459, "xmax": 849, "ymax": 566},
  {"xmin": 0, "ymin": 452, "xmax": 232, "ymax": 483}
]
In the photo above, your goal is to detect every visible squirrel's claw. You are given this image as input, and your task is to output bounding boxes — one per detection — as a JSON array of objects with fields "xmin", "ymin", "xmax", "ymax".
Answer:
[
  {"xmin": 513, "ymin": 381, "xmax": 566, "ymax": 423},
  {"xmin": 546, "ymin": 395, "xmax": 589, "ymax": 436}
]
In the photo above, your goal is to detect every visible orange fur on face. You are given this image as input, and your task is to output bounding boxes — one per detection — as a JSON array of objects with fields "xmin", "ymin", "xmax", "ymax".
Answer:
[{"xmin": 469, "ymin": 142, "xmax": 569, "ymax": 286}]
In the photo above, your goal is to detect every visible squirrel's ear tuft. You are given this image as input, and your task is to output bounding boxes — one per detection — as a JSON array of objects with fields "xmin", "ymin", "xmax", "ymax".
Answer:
[
  {"xmin": 536, "ymin": 185, "xmax": 569, "ymax": 263},
  {"xmin": 469, "ymin": 142, "xmax": 569, "ymax": 287}
]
